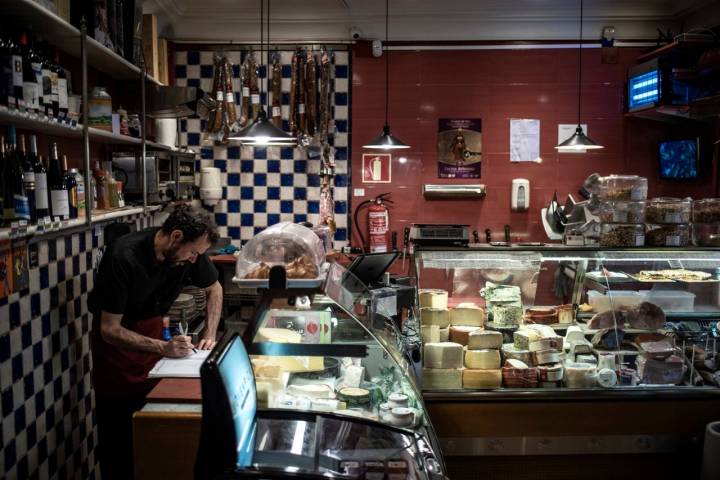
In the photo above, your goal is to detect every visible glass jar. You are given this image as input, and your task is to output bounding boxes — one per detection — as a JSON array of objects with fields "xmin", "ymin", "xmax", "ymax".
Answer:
[
  {"xmin": 692, "ymin": 198, "xmax": 720, "ymax": 223},
  {"xmin": 88, "ymin": 87, "xmax": 113, "ymax": 132},
  {"xmin": 596, "ymin": 175, "xmax": 648, "ymax": 201},
  {"xmin": 645, "ymin": 197, "xmax": 692, "ymax": 224},
  {"xmin": 598, "ymin": 200, "xmax": 646, "ymax": 223},
  {"xmin": 600, "ymin": 223, "xmax": 645, "ymax": 247},
  {"xmin": 692, "ymin": 223, "xmax": 720, "ymax": 247},
  {"xmin": 645, "ymin": 223, "xmax": 691, "ymax": 247}
]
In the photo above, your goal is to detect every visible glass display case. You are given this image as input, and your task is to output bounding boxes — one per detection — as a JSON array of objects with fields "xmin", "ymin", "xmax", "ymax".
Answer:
[
  {"xmin": 220, "ymin": 262, "xmax": 445, "ymax": 479},
  {"xmin": 414, "ymin": 246, "xmax": 720, "ymax": 395}
]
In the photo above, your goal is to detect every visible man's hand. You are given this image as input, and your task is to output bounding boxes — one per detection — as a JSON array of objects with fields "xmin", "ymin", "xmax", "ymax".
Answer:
[
  {"xmin": 197, "ymin": 337, "xmax": 217, "ymax": 350},
  {"xmin": 162, "ymin": 335, "xmax": 194, "ymax": 358}
]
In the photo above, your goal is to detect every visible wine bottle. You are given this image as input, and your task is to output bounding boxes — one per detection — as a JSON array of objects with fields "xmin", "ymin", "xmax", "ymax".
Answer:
[
  {"xmin": 48, "ymin": 47, "xmax": 60, "ymax": 119},
  {"xmin": 62, "ymin": 155, "xmax": 78, "ymax": 219},
  {"xmin": 40, "ymin": 41, "xmax": 53, "ymax": 118},
  {"xmin": 9, "ymin": 29, "xmax": 24, "ymax": 111},
  {"xmin": 47, "ymin": 142, "xmax": 69, "ymax": 220},
  {"xmin": 0, "ymin": 136, "xmax": 7, "ymax": 221},
  {"xmin": 28, "ymin": 32, "xmax": 44, "ymax": 114},
  {"xmin": 0, "ymin": 29, "xmax": 11, "ymax": 108},
  {"xmin": 18, "ymin": 134, "xmax": 36, "ymax": 223},
  {"xmin": 52, "ymin": 48, "xmax": 68, "ymax": 119},
  {"xmin": 3, "ymin": 127, "xmax": 30, "ymax": 224},
  {"xmin": 20, "ymin": 32, "xmax": 40, "ymax": 115},
  {"xmin": 29, "ymin": 135, "xmax": 49, "ymax": 219}
]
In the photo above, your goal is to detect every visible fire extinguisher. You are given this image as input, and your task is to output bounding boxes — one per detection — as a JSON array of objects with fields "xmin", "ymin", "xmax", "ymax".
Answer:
[{"xmin": 353, "ymin": 193, "xmax": 393, "ymax": 253}]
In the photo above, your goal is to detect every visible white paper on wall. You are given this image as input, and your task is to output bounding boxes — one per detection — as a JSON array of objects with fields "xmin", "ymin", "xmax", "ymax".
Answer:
[{"xmin": 510, "ymin": 119, "xmax": 541, "ymax": 162}]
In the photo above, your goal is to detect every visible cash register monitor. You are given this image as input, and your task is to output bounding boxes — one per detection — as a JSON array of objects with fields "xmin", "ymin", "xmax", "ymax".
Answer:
[
  {"xmin": 347, "ymin": 252, "xmax": 399, "ymax": 286},
  {"xmin": 195, "ymin": 332, "xmax": 257, "ymax": 479}
]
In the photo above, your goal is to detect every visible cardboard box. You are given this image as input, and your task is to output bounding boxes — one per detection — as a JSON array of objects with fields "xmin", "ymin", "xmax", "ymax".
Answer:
[{"xmin": 142, "ymin": 14, "xmax": 159, "ymax": 79}]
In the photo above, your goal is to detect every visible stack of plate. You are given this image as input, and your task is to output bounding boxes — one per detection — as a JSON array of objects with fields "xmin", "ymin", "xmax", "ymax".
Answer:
[
  {"xmin": 167, "ymin": 293, "xmax": 197, "ymax": 323},
  {"xmin": 182, "ymin": 286, "xmax": 207, "ymax": 315}
]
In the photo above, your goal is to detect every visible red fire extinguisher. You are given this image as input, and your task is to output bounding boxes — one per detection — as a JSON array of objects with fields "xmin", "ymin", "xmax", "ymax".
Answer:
[{"xmin": 353, "ymin": 193, "xmax": 393, "ymax": 253}]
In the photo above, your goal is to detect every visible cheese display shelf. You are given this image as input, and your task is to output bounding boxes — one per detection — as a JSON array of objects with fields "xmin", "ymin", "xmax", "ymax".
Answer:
[
  {"xmin": 414, "ymin": 246, "xmax": 720, "ymax": 396},
  {"xmin": 237, "ymin": 262, "xmax": 446, "ymax": 479}
]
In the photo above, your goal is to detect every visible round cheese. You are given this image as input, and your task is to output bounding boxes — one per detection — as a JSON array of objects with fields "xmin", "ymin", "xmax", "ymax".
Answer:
[
  {"xmin": 463, "ymin": 369, "xmax": 502, "ymax": 389},
  {"xmin": 502, "ymin": 343, "xmax": 533, "ymax": 365},
  {"xmin": 421, "ymin": 308, "xmax": 450, "ymax": 328},
  {"xmin": 532, "ymin": 349, "xmax": 562, "ymax": 365},
  {"xmin": 419, "ymin": 289, "xmax": 448, "ymax": 309},
  {"xmin": 450, "ymin": 305, "xmax": 485, "ymax": 327},
  {"xmin": 257, "ymin": 328, "xmax": 302, "ymax": 343},
  {"xmin": 464, "ymin": 348, "xmax": 501, "ymax": 369},
  {"xmin": 422, "ymin": 368, "xmax": 462, "ymax": 390},
  {"xmin": 421, "ymin": 325, "xmax": 440, "ymax": 344},
  {"xmin": 424, "ymin": 342, "xmax": 464, "ymax": 369},
  {"xmin": 505, "ymin": 359, "xmax": 529, "ymax": 369},
  {"xmin": 449, "ymin": 326, "xmax": 481, "ymax": 346},
  {"xmin": 565, "ymin": 362, "xmax": 597, "ymax": 388},
  {"xmin": 537, "ymin": 363, "xmax": 564, "ymax": 382},
  {"xmin": 468, "ymin": 330, "xmax": 503, "ymax": 350},
  {"xmin": 337, "ymin": 387, "xmax": 370, "ymax": 406}
]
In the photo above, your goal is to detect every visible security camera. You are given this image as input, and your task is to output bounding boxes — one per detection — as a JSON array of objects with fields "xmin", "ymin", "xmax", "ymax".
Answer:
[{"xmin": 349, "ymin": 26, "xmax": 363, "ymax": 40}]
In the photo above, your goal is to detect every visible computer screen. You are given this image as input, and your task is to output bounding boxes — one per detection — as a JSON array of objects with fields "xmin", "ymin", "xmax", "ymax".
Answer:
[
  {"xmin": 217, "ymin": 335, "xmax": 257, "ymax": 468},
  {"xmin": 659, "ymin": 138, "xmax": 699, "ymax": 180},
  {"xmin": 628, "ymin": 68, "xmax": 660, "ymax": 111}
]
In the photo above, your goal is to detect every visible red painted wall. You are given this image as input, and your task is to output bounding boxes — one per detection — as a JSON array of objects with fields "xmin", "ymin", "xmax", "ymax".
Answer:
[{"xmin": 350, "ymin": 46, "xmax": 719, "ymax": 247}]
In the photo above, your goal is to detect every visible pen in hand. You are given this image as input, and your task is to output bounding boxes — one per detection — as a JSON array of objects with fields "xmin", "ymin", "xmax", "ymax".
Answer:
[{"xmin": 179, "ymin": 321, "xmax": 198, "ymax": 354}]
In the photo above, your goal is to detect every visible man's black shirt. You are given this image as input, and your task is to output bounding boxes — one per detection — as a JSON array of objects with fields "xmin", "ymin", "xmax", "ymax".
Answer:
[{"xmin": 88, "ymin": 227, "xmax": 218, "ymax": 320}]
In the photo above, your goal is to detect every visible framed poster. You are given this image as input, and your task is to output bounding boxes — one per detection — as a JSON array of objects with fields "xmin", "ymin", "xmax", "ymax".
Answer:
[
  {"xmin": 362, "ymin": 153, "xmax": 392, "ymax": 183},
  {"xmin": 438, "ymin": 118, "xmax": 482, "ymax": 178}
]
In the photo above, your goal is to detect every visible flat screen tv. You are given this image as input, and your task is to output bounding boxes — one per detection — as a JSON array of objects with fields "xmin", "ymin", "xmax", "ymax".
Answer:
[{"xmin": 659, "ymin": 138, "xmax": 699, "ymax": 180}]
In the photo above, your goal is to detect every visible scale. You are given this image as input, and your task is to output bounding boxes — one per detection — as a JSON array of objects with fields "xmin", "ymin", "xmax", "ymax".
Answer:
[{"xmin": 410, "ymin": 224, "xmax": 470, "ymax": 247}]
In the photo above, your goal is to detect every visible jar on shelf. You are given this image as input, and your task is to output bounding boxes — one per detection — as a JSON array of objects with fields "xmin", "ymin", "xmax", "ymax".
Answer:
[
  {"xmin": 645, "ymin": 197, "xmax": 691, "ymax": 224},
  {"xmin": 692, "ymin": 198, "xmax": 720, "ymax": 223},
  {"xmin": 596, "ymin": 175, "xmax": 648, "ymax": 201},
  {"xmin": 645, "ymin": 223, "xmax": 691, "ymax": 247},
  {"xmin": 600, "ymin": 223, "xmax": 645, "ymax": 247},
  {"xmin": 692, "ymin": 223, "xmax": 720, "ymax": 247},
  {"xmin": 88, "ymin": 87, "xmax": 113, "ymax": 132},
  {"xmin": 598, "ymin": 200, "xmax": 646, "ymax": 223}
]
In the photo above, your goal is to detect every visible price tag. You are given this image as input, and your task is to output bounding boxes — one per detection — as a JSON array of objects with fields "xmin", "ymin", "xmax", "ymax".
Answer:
[{"xmin": 251, "ymin": 94, "xmax": 260, "ymax": 105}]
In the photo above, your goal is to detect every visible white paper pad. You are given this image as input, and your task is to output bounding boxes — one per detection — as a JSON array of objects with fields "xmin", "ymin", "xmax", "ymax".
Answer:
[{"xmin": 148, "ymin": 350, "xmax": 211, "ymax": 378}]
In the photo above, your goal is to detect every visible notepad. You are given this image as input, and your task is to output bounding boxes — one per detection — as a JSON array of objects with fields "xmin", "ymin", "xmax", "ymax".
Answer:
[{"xmin": 148, "ymin": 350, "xmax": 211, "ymax": 378}]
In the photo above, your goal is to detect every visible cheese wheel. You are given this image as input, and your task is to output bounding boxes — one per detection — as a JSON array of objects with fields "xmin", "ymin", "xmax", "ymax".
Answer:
[
  {"xmin": 449, "ymin": 326, "xmax": 481, "ymax": 346},
  {"xmin": 421, "ymin": 325, "xmax": 440, "ymax": 344},
  {"xmin": 450, "ymin": 305, "xmax": 485, "ymax": 327},
  {"xmin": 257, "ymin": 328, "xmax": 302, "ymax": 343},
  {"xmin": 439, "ymin": 327, "xmax": 450, "ymax": 342},
  {"xmin": 565, "ymin": 362, "xmax": 597, "ymax": 388},
  {"xmin": 513, "ymin": 329, "xmax": 541, "ymax": 350},
  {"xmin": 422, "ymin": 368, "xmax": 462, "ymax": 390},
  {"xmin": 576, "ymin": 354, "xmax": 597, "ymax": 365},
  {"xmin": 464, "ymin": 348, "xmax": 501, "ymax": 369},
  {"xmin": 532, "ymin": 349, "xmax": 562, "ymax": 366},
  {"xmin": 529, "ymin": 336, "xmax": 563, "ymax": 352},
  {"xmin": 463, "ymin": 369, "xmax": 502, "ymax": 389},
  {"xmin": 419, "ymin": 289, "xmax": 448, "ymax": 309},
  {"xmin": 424, "ymin": 342, "xmax": 464, "ymax": 369},
  {"xmin": 505, "ymin": 359, "xmax": 529, "ymax": 369},
  {"xmin": 502, "ymin": 343, "xmax": 533, "ymax": 365},
  {"xmin": 537, "ymin": 364, "xmax": 564, "ymax": 382},
  {"xmin": 468, "ymin": 330, "xmax": 503, "ymax": 350},
  {"xmin": 421, "ymin": 308, "xmax": 450, "ymax": 328}
]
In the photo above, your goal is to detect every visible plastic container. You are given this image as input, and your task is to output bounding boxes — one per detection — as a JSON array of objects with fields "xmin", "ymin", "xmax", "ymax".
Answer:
[
  {"xmin": 692, "ymin": 223, "xmax": 720, "ymax": 247},
  {"xmin": 599, "ymin": 223, "xmax": 645, "ymax": 247},
  {"xmin": 587, "ymin": 290, "xmax": 644, "ymax": 312},
  {"xmin": 595, "ymin": 175, "xmax": 648, "ymax": 201},
  {"xmin": 645, "ymin": 223, "xmax": 691, "ymax": 247},
  {"xmin": 235, "ymin": 222, "xmax": 325, "ymax": 280},
  {"xmin": 692, "ymin": 198, "xmax": 720, "ymax": 223},
  {"xmin": 641, "ymin": 289, "xmax": 695, "ymax": 312},
  {"xmin": 645, "ymin": 197, "xmax": 692, "ymax": 224},
  {"xmin": 598, "ymin": 200, "xmax": 646, "ymax": 223}
]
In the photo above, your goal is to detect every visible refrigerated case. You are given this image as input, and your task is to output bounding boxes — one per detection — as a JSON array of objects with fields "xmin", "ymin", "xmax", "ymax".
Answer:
[{"xmin": 200, "ymin": 262, "xmax": 445, "ymax": 479}]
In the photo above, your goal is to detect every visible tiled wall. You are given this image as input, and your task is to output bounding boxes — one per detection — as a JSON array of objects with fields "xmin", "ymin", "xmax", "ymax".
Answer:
[
  {"xmin": 0, "ymin": 213, "xmax": 155, "ymax": 480},
  {"xmin": 174, "ymin": 49, "xmax": 351, "ymax": 246},
  {"xmin": 351, "ymin": 47, "xmax": 718, "ymax": 245}
]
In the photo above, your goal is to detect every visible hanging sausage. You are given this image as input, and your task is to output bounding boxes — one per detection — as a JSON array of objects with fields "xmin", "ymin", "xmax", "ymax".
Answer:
[
  {"xmin": 305, "ymin": 50, "xmax": 317, "ymax": 138},
  {"xmin": 289, "ymin": 48, "xmax": 302, "ymax": 136},
  {"xmin": 271, "ymin": 51, "xmax": 282, "ymax": 129},
  {"xmin": 239, "ymin": 51, "xmax": 253, "ymax": 127}
]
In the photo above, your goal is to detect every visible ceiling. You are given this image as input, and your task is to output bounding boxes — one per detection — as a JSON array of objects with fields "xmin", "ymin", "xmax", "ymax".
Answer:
[{"xmin": 144, "ymin": 0, "xmax": 720, "ymax": 43}]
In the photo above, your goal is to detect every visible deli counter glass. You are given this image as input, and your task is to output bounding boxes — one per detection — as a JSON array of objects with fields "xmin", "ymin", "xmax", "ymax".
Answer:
[
  {"xmin": 197, "ymin": 261, "xmax": 446, "ymax": 480},
  {"xmin": 414, "ymin": 246, "xmax": 720, "ymax": 395}
]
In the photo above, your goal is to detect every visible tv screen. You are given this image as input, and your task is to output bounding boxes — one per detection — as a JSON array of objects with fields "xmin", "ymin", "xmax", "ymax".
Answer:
[
  {"xmin": 628, "ymin": 68, "xmax": 660, "ymax": 111},
  {"xmin": 659, "ymin": 139, "xmax": 699, "ymax": 180}
]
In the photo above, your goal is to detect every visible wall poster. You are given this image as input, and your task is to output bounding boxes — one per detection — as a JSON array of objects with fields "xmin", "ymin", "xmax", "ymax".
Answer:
[
  {"xmin": 362, "ymin": 153, "xmax": 392, "ymax": 183},
  {"xmin": 437, "ymin": 118, "xmax": 482, "ymax": 178}
]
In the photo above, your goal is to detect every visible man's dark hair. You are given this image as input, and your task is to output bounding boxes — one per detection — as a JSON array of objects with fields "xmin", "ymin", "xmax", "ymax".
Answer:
[{"xmin": 161, "ymin": 203, "xmax": 220, "ymax": 244}]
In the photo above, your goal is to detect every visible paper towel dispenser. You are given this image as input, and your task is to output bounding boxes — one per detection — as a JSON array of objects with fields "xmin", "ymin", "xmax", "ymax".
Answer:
[{"xmin": 511, "ymin": 178, "xmax": 530, "ymax": 211}]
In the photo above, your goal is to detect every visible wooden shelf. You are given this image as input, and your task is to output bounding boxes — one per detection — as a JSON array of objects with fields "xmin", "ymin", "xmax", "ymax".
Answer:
[
  {"xmin": 636, "ymin": 38, "xmax": 718, "ymax": 64},
  {"xmin": 624, "ymin": 104, "xmax": 694, "ymax": 124},
  {"xmin": 0, "ymin": 0, "xmax": 160, "ymax": 84},
  {"xmin": 0, "ymin": 108, "xmax": 173, "ymax": 151}
]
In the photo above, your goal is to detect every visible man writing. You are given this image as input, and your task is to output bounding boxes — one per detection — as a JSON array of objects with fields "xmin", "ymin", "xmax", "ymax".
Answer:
[{"xmin": 88, "ymin": 204, "xmax": 223, "ymax": 480}]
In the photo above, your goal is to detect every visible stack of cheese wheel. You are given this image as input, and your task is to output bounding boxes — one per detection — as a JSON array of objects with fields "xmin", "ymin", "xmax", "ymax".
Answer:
[
  {"xmin": 501, "ymin": 359, "xmax": 539, "ymax": 388},
  {"xmin": 462, "ymin": 329, "xmax": 503, "ymax": 389},
  {"xmin": 422, "ymin": 342, "xmax": 464, "ymax": 389},
  {"xmin": 513, "ymin": 324, "xmax": 565, "ymax": 386},
  {"xmin": 448, "ymin": 302, "xmax": 484, "ymax": 346},
  {"xmin": 420, "ymin": 289, "xmax": 450, "ymax": 343}
]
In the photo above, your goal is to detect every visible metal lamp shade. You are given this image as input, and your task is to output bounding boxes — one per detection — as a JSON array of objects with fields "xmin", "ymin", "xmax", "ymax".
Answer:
[
  {"xmin": 228, "ymin": 110, "xmax": 297, "ymax": 146},
  {"xmin": 555, "ymin": 125, "xmax": 604, "ymax": 151},
  {"xmin": 362, "ymin": 124, "xmax": 410, "ymax": 150}
]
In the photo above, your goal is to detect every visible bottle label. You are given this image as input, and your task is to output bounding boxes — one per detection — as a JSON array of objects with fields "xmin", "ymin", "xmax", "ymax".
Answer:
[
  {"xmin": 23, "ymin": 82, "xmax": 40, "ymax": 111},
  {"xmin": 14, "ymin": 194, "xmax": 30, "ymax": 221},
  {"xmin": 216, "ymin": 91, "xmax": 224, "ymax": 101},
  {"xmin": 242, "ymin": 87, "xmax": 250, "ymax": 97},
  {"xmin": 50, "ymin": 72, "xmax": 59, "ymax": 102},
  {"xmin": 24, "ymin": 171, "xmax": 36, "ymax": 183},
  {"xmin": 35, "ymin": 173, "xmax": 49, "ymax": 209},
  {"xmin": 272, "ymin": 106, "xmax": 281, "ymax": 117},
  {"xmin": 251, "ymin": 94, "xmax": 260, "ymax": 105},
  {"xmin": 225, "ymin": 92, "xmax": 234, "ymax": 103},
  {"xmin": 77, "ymin": 184, "xmax": 86, "ymax": 218},
  {"xmin": 12, "ymin": 55, "xmax": 23, "ymax": 88},
  {"xmin": 50, "ymin": 190, "xmax": 69, "ymax": 217},
  {"xmin": 69, "ymin": 186, "xmax": 78, "ymax": 208},
  {"xmin": 298, "ymin": 103, "xmax": 306, "ymax": 114},
  {"xmin": 58, "ymin": 78, "xmax": 68, "ymax": 109}
]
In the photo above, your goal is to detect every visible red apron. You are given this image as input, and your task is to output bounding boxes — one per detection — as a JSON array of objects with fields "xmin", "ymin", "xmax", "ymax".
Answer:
[{"xmin": 91, "ymin": 315, "xmax": 163, "ymax": 396}]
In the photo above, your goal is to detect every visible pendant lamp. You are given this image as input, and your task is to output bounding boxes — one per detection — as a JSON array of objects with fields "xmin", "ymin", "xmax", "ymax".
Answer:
[
  {"xmin": 363, "ymin": 0, "xmax": 410, "ymax": 150},
  {"xmin": 230, "ymin": 0, "xmax": 296, "ymax": 146},
  {"xmin": 556, "ymin": 0, "xmax": 603, "ymax": 151}
]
